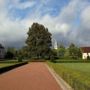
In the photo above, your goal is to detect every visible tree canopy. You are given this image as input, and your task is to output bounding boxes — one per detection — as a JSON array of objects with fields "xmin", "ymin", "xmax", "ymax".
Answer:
[
  {"xmin": 26, "ymin": 23, "xmax": 52, "ymax": 59},
  {"xmin": 58, "ymin": 44, "xmax": 65, "ymax": 58},
  {"xmin": 68, "ymin": 43, "xmax": 82, "ymax": 59}
]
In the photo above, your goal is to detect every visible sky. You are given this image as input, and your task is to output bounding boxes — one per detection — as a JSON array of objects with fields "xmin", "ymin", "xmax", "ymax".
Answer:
[{"xmin": 0, "ymin": 0, "xmax": 90, "ymax": 48}]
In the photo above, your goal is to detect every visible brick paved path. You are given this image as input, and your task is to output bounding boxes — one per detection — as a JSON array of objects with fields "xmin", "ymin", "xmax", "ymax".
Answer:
[{"xmin": 0, "ymin": 62, "xmax": 62, "ymax": 90}]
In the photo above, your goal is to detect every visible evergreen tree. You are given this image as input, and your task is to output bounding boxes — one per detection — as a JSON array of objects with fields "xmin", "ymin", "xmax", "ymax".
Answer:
[
  {"xmin": 58, "ymin": 44, "xmax": 65, "ymax": 58},
  {"xmin": 26, "ymin": 23, "xmax": 52, "ymax": 59}
]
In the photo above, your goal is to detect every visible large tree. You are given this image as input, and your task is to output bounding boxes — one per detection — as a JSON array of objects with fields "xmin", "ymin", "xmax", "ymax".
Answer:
[
  {"xmin": 26, "ymin": 23, "xmax": 52, "ymax": 59},
  {"xmin": 68, "ymin": 43, "xmax": 82, "ymax": 59}
]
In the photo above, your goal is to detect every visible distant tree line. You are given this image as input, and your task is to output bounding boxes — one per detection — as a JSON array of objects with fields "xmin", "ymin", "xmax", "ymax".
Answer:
[
  {"xmin": 56, "ymin": 43, "xmax": 82, "ymax": 60},
  {"xmin": 4, "ymin": 23, "xmax": 84, "ymax": 61}
]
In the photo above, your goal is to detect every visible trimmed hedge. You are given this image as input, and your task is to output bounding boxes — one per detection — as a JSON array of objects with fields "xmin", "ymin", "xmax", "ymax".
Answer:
[
  {"xmin": 0, "ymin": 60, "xmax": 18, "ymax": 63},
  {"xmin": 51, "ymin": 59, "xmax": 90, "ymax": 63},
  {"xmin": 0, "ymin": 62, "xmax": 28, "ymax": 74},
  {"xmin": 30, "ymin": 59, "xmax": 46, "ymax": 62}
]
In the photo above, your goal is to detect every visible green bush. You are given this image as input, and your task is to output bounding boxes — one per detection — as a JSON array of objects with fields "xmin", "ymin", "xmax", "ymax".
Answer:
[
  {"xmin": 51, "ymin": 59, "xmax": 90, "ymax": 63},
  {"xmin": 18, "ymin": 56, "xmax": 23, "ymax": 62},
  {"xmin": 87, "ymin": 56, "xmax": 90, "ymax": 60},
  {"xmin": 0, "ymin": 62, "xmax": 28, "ymax": 74}
]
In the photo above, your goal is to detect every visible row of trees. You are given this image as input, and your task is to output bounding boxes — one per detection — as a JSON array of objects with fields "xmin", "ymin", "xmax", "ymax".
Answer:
[
  {"xmin": 24, "ymin": 23, "xmax": 82, "ymax": 60},
  {"xmin": 57, "ymin": 43, "xmax": 82, "ymax": 59},
  {"xmin": 5, "ymin": 23, "xmax": 52, "ymax": 60},
  {"xmin": 5, "ymin": 43, "xmax": 82, "ymax": 60},
  {"xmin": 5, "ymin": 23, "xmax": 82, "ymax": 60}
]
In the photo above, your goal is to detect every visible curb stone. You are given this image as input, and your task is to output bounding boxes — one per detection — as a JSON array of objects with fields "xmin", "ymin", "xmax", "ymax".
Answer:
[{"xmin": 45, "ymin": 63, "xmax": 73, "ymax": 90}]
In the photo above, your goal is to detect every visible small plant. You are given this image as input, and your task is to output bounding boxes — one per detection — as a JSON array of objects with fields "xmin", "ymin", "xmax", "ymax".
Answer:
[
  {"xmin": 87, "ymin": 55, "xmax": 90, "ymax": 60},
  {"xmin": 18, "ymin": 55, "xmax": 23, "ymax": 62}
]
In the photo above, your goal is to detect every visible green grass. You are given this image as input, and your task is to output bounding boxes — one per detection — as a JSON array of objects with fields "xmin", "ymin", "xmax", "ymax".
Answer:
[
  {"xmin": 0, "ymin": 60, "xmax": 19, "ymax": 63},
  {"xmin": 47, "ymin": 61, "xmax": 90, "ymax": 90},
  {"xmin": 60, "ymin": 63, "xmax": 90, "ymax": 74},
  {"xmin": 0, "ymin": 60, "xmax": 19, "ymax": 68},
  {"xmin": 0, "ymin": 63, "xmax": 16, "ymax": 68},
  {"xmin": 0, "ymin": 60, "xmax": 28, "ymax": 68}
]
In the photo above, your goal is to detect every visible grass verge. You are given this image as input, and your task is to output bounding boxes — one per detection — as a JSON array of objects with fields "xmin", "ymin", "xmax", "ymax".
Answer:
[{"xmin": 47, "ymin": 61, "xmax": 90, "ymax": 90}]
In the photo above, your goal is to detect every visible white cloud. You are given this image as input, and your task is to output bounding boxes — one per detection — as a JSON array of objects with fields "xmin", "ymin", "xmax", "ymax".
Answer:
[
  {"xmin": 58, "ymin": 0, "xmax": 88, "ymax": 23},
  {"xmin": 0, "ymin": 0, "xmax": 90, "ymax": 47},
  {"xmin": 0, "ymin": 1, "xmax": 27, "ymax": 47},
  {"xmin": 40, "ymin": 0, "xmax": 51, "ymax": 5},
  {"xmin": 0, "ymin": 18, "xmax": 27, "ymax": 47},
  {"xmin": 17, "ymin": 0, "xmax": 90, "ymax": 46},
  {"xmin": 55, "ymin": 23, "xmax": 70, "ymax": 34},
  {"xmin": 81, "ymin": 6, "xmax": 90, "ymax": 29},
  {"xmin": 11, "ymin": 0, "xmax": 36, "ymax": 9},
  {"xmin": 24, "ymin": 14, "xmax": 70, "ymax": 36}
]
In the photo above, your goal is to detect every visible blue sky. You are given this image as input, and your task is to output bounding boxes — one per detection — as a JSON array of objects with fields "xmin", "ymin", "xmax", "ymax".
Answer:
[
  {"xmin": 8, "ymin": 0, "xmax": 69, "ymax": 19},
  {"xmin": 0, "ymin": 0, "xmax": 90, "ymax": 47}
]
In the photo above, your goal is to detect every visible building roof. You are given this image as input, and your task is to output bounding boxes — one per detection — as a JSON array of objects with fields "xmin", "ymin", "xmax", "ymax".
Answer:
[
  {"xmin": 0, "ymin": 44, "xmax": 4, "ymax": 49},
  {"xmin": 81, "ymin": 47, "xmax": 90, "ymax": 53}
]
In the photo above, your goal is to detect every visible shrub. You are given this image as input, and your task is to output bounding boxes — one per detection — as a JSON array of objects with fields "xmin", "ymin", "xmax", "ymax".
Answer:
[
  {"xmin": 87, "ymin": 56, "xmax": 90, "ymax": 60},
  {"xmin": 0, "ymin": 62, "xmax": 28, "ymax": 74},
  {"xmin": 18, "ymin": 56, "xmax": 23, "ymax": 62},
  {"xmin": 5, "ymin": 51, "xmax": 14, "ymax": 59}
]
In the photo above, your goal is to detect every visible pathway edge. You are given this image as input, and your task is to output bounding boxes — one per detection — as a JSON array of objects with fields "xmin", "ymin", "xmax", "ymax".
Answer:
[{"xmin": 45, "ymin": 63, "xmax": 73, "ymax": 90}]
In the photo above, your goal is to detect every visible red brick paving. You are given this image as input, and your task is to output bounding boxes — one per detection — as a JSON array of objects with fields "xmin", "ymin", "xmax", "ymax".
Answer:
[{"xmin": 0, "ymin": 62, "xmax": 62, "ymax": 90}]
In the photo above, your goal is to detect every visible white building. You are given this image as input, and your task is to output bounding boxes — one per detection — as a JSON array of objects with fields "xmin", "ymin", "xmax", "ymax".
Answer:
[
  {"xmin": 81, "ymin": 47, "xmax": 90, "ymax": 59},
  {"xmin": 0, "ymin": 44, "xmax": 5, "ymax": 59},
  {"xmin": 52, "ymin": 38, "xmax": 58, "ymax": 50}
]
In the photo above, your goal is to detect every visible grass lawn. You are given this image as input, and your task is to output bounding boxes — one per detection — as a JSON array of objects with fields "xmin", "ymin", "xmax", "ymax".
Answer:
[
  {"xmin": 0, "ymin": 60, "xmax": 19, "ymax": 68},
  {"xmin": 0, "ymin": 63, "xmax": 16, "ymax": 68},
  {"xmin": 0, "ymin": 60, "xmax": 27, "ymax": 68},
  {"xmin": 0, "ymin": 60, "xmax": 19, "ymax": 63},
  {"xmin": 60, "ymin": 63, "xmax": 90, "ymax": 74},
  {"xmin": 47, "ymin": 61, "xmax": 90, "ymax": 90}
]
